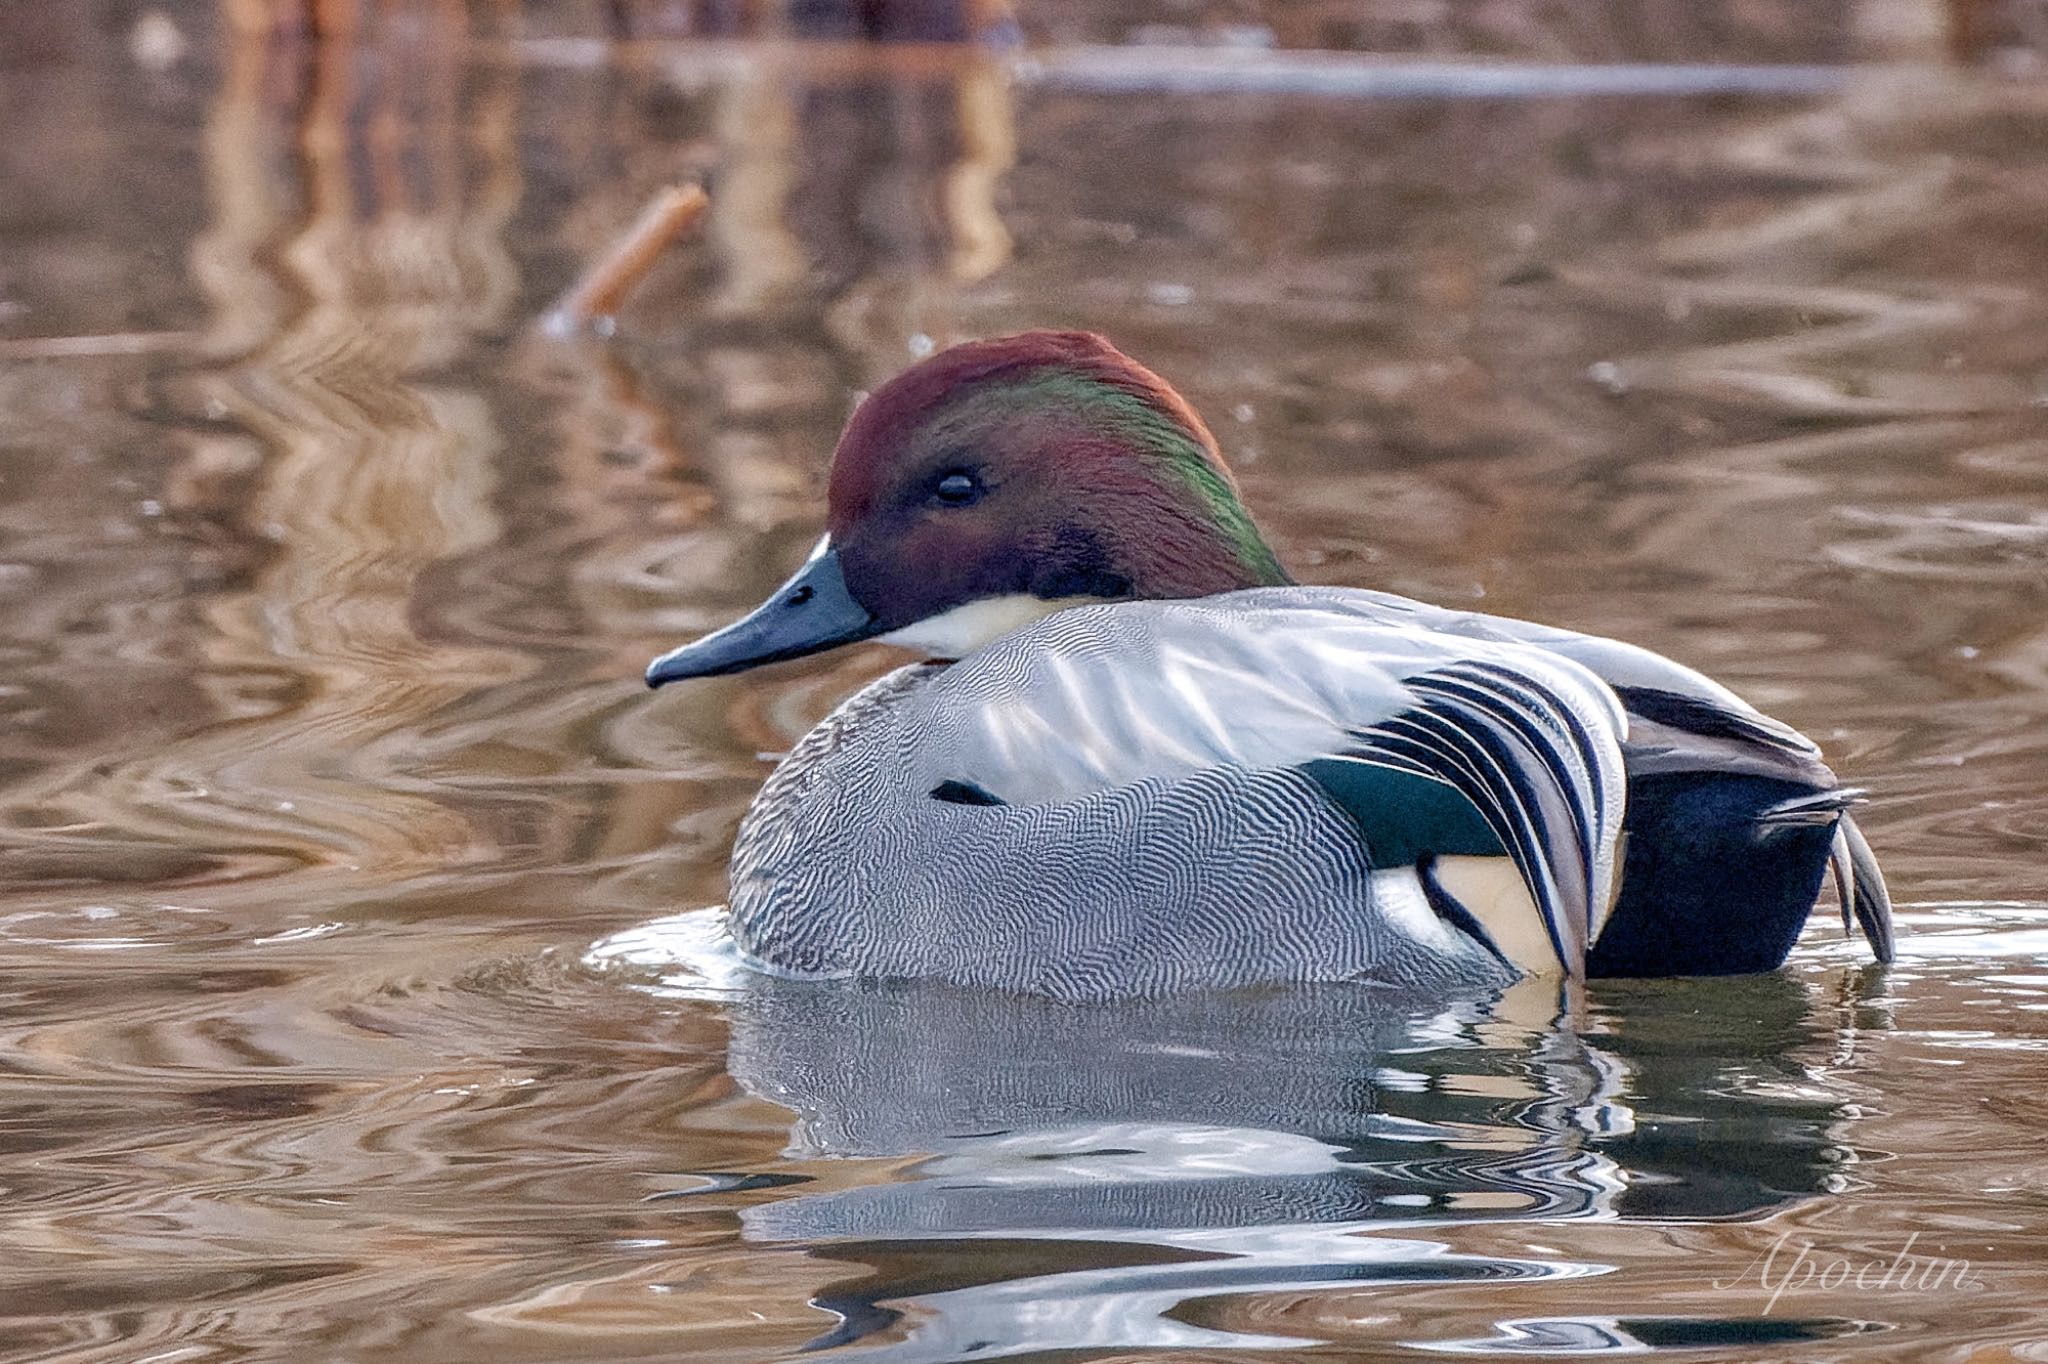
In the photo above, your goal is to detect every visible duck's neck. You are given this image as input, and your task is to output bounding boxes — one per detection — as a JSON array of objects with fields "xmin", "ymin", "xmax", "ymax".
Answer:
[
  {"xmin": 1153, "ymin": 444, "xmax": 1294, "ymax": 593},
  {"xmin": 1034, "ymin": 371, "xmax": 1293, "ymax": 596}
]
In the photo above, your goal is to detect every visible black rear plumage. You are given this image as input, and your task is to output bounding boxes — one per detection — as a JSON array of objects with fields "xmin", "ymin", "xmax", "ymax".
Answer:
[
  {"xmin": 1589, "ymin": 687, "xmax": 1896, "ymax": 977},
  {"xmin": 1589, "ymin": 773, "xmax": 1842, "ymax": 976}
]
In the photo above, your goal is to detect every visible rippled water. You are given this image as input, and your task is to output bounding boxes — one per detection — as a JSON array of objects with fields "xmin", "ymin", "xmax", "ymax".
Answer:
[{"xmin": 4, "ymin": 3, "xmax": 2048, "ymax": 1360}]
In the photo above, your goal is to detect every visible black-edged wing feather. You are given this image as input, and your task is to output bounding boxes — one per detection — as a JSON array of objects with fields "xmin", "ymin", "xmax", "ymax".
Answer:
[{"xmin": 1343, "ymin": 660, "xmax": 1623, "ymax": 975}]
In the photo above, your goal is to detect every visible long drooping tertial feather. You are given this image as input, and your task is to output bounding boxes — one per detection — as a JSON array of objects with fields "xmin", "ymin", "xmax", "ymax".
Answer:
[{"xmin": 1342, "ymin": 661, "xmax": 1618, "ymax": 974}]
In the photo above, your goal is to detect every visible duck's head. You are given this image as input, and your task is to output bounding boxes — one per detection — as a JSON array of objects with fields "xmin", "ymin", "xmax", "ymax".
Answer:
[{"xmin": 647, "ymin": 330, "xmax": 1290, "ymax": 685}]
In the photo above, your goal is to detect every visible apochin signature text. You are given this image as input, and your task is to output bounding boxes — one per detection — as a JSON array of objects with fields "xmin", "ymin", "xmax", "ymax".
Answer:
[{"xmin": 1715, "ymin": 1232, "xmax": 1983, "ymax": 1314}]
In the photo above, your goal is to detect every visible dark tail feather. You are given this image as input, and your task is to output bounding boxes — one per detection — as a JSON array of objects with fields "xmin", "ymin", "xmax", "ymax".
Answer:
[
  {"xmin": 1828, "ymin": 824, "xmax": 1855, "ymax": 936},
  {"xmin": 1758, "ymin": 787, "xmax": 1862, "ymax": 828},
  {"xmin": 1831, "ymin": 814, "xmax": 1895, "ymax": 963}
]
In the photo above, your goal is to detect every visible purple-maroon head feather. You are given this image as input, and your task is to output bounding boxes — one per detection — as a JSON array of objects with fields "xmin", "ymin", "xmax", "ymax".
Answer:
[{"xmin": 823, "ymin": 331, "xmax": 1289, "ymax": 632}]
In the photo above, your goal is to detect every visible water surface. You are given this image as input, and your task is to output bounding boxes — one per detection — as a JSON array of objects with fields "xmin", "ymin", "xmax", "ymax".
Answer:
[{"xmin": 4, "ymin": 4, "xmax": 2048, "ymax": 1360}]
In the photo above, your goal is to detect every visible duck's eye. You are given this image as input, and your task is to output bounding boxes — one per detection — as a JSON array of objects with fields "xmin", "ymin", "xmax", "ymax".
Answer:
[{"xmin": 931, "ymin": 471, "xmax": 982, "ymax": 507}]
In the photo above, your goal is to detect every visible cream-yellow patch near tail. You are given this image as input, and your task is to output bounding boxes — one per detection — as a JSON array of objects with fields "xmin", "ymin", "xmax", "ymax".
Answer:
[{"xmin": 1432, "ymin": 854, "xmax": 1557, "ymax": 975}]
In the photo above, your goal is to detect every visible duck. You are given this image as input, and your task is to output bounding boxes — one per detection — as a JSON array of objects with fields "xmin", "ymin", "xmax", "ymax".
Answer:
[{"xmin": 645, "ymin": 330, "xmax": 1895, "ymax": 1001}]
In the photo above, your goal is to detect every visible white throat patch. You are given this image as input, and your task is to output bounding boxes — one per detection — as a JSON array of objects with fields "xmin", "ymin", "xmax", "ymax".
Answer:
[{"xmin": 878, "ymin": 594, "xmax": 1106, "ymax": 658}]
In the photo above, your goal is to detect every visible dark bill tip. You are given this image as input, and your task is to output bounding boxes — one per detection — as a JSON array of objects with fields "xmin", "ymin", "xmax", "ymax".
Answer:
[{"xmin": 645, "ymin": 540, "xmax": 883, "ymax": 687}]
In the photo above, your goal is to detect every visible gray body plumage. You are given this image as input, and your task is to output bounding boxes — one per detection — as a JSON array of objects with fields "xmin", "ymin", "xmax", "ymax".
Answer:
[
  {"xmin": 725, "ymin": 587, "xmax": 1694, "ymax": 1000},
  {"xmin": 732, "ymin": 665, "xmax": 1512, "ymax": 999}
]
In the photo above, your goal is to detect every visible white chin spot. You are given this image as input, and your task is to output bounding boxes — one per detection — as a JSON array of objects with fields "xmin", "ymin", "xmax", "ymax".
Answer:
[{"xmin": 878, "ymin": 595, "xmax": 1093, "ymax": 657}]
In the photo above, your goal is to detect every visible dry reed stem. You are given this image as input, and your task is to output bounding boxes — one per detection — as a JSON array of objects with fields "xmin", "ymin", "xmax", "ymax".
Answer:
[{"xmin": 544, "ymin": 183, "xmax": 709, "ymax": 335}]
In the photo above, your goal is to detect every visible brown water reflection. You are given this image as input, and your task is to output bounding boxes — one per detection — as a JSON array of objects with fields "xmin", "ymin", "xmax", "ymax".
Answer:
[{"xmin": 4, "ymin": 3, "xmax": 2048, "ymax": 1360}]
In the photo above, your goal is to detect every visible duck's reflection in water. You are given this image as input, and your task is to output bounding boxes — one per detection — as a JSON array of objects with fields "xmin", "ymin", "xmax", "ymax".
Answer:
[{"xmin": 698, "ymin": 965, "xmax": 1872, "ymax": 1359}]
